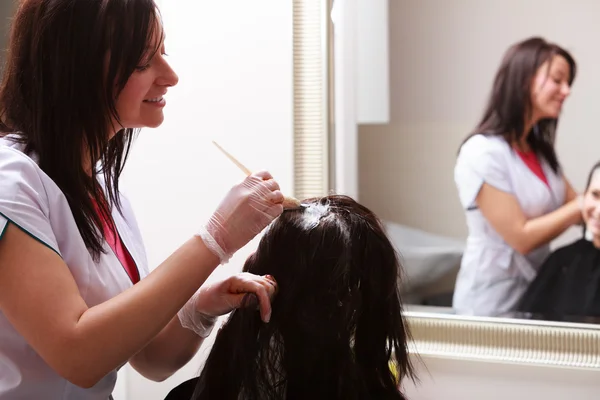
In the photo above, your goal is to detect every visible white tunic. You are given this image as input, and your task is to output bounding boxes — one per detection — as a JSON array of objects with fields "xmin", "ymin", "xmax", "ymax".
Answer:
[
  {"xmin": 0, "ymin": 137, "xmax": 150, "ymax": 399},
  {"xmin": 453, "ymin": 134, "xmax": 565, "ymax": 317}
]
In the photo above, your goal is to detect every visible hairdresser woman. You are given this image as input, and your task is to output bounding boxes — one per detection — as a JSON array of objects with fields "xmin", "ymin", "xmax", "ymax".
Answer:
[
  {"xmin": 453, "ymin": 37, "xmax": 582, "ymax": 318},
  {"xmin": 0, "ymin": 1, "xmax": 281, "ymax": 399}
]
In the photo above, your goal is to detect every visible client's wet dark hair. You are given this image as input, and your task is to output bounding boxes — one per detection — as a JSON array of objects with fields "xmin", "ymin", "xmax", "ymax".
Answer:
[{"xmin": 192, "ymin": 195, "xmax": 415, "ymax": 399}]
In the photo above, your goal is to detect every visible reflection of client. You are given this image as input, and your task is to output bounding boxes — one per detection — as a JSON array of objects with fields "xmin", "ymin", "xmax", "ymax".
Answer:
[
  {"xmin": 165, "ymin": 195, "xmax": 416, "ymax": 400},
  {"xmin": 453, "ymin": 37, "xmax": 582, "ymax": 317},
  {"xmin": 519, "ymin": 162, "xmax": 600, "ymax": 318}
]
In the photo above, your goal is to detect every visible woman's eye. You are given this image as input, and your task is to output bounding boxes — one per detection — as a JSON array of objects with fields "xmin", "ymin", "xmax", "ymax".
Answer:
[{"xmin": 135, "ymin": 63, "xmax": 150, "ymax": 72}]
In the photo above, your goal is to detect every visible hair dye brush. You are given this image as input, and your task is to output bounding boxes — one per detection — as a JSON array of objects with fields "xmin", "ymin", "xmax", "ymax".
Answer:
[{"xmin": 212, "ymin": 141, "xmax": 303, "ymax": 210}]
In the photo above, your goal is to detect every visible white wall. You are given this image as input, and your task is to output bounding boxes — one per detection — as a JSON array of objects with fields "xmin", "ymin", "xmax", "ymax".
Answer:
[
  {"xmin": 117, "ymin": 1, "xmax": 293, "ymax": 399},
  {"xmin": 356, "ymin": 0, "xmax": 389, "ymax": 124},
  {"xmin": 332, "ymin": 0, "xmax": 359, "ymax": 199},
  {"xmin": 358, "ymin": 0, "xmax": 600, "ymax": 241}
]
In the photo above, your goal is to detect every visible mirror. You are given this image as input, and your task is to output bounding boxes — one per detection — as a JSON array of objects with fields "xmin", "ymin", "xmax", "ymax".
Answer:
[{"xmin": 331, "ymin": 0, "xmax": 600, "ymax": 326}]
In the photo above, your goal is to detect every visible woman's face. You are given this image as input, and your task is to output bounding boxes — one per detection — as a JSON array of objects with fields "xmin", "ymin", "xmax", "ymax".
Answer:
[
  {"xmin": 582, "ymin": 169, "xmax": 600, "ymax": 240},
  {"xmin": 113, "ymin": 29, "xmax": 179, "ymax": 132},
  {"xmin": 530, "ymin": 55, "xmax": 571, "ymax": 121}
]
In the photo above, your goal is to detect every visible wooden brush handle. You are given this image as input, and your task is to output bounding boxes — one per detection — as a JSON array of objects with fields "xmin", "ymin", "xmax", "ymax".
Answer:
[
  {"xmin": 282, "ymin": 196, "xmax": 301, "ymax": 209},
  {"xmin": 212, "ymin": 141, "xmax": 301, "ymax": 210}
]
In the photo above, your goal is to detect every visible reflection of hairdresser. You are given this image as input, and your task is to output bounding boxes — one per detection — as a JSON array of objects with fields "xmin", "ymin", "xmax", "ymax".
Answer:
[
  {"xmin": 165, "ymin": 196, "xmax": 416, "ymax": 400},
  {"xmin": 453, "ymin": 37, "xmax": 582, "ymax": 317},
  {"xmin": 518, "ymin": 162, "xmax": 600, "ymax": 319}
]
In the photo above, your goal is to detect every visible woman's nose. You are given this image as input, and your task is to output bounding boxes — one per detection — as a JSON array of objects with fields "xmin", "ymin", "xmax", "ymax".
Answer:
[
  {"xmin": 157, "ymin": 61, "xmax": 179, "ymax": 87},
  {"xmin": 590, "ymin": 204, "xmax": 600, "ymax": 218},
  {"xmin": 561, "ymin": 82, "xmax": 571, "ymax": 97}
]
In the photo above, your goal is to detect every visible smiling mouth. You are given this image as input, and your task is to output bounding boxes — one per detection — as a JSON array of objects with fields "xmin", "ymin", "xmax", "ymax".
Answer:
[
  {"xmin": 143, "ymin": 97, "xmax": 164, "ymax": 103},
  {"xmin": 587, "ymin": 219, "xmax": 600, "ymax": 229}
]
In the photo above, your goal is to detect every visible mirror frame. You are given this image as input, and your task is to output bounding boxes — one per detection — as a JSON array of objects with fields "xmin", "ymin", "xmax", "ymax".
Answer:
[
  {"xmin": 405, "ymin": 311, "xmax": 600, "ymax": 369},
  {"xmin": 295, "ymin": 0, "xmax": 600, "ymax": 370}
]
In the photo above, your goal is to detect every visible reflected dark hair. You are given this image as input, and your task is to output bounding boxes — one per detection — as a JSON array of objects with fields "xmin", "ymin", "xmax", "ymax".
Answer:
[
  {"xmin": 193, "ymin": 195, "xmax": 416, "ymax": 400},
  {"xmin": 462, "ymin": 37, "xmax": 576, "ymax": 174},
  {"xmin": 0, "ymin": 0, "xmax": 163, "ymax": 258},
  {"xmin": 581, "ymin": 161, "xmax": 600, "ymax": 238},
  {"xmin": 585, "ymin": 161, "xmax": 600, "ymax": 192}
]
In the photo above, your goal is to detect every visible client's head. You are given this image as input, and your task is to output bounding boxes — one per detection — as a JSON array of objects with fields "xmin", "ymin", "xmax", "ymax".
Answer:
[
  {"xmin": 583, "ymin": 161, "xmax": 600, "ymax": 245},
  {"xmin": 192, "ymin": 195, "xmax": 415, "ymax": 400}
]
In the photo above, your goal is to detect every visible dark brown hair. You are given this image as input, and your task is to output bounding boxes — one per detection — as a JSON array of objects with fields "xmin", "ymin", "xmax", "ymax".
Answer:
[
  {"xmin": 463, "ymin": 37, "xmax": 576, "ymax": 173},
  {"xmin": 192, "ymin": 195, "xmax": 416, "ymax": 399},
  {"xmin": 0, "ymin": 0, "xmax": 163, "ymax": 258},
  {"xmin": 585, "ymin": 161, "xmax": 600, "ymax": 192},
  {"xmin": 580, "ymin": 161, "xmax": 600, "ymax": 238}
]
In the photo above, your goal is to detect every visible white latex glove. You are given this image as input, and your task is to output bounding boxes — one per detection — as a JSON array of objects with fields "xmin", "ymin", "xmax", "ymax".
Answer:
[
  {"xmin": 197, "ymin": 171, "xmax": 284, "ymax": 264},
  {"xmin": 178, "ymin": 272, "xmax": 278, "ymax": 337}
]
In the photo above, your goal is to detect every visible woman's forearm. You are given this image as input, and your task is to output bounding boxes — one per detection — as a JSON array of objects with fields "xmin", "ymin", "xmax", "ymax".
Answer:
[
  {"xmin": 129, "ymin": 314, "xmax": 208, "ymax": 381},
  {"xmin": 72, "ymin": 237, "xmax": 219, "ymax": 387},
  {"xmin": 521, "ymin": 198, "xmax": 582, "ymax": 253}
]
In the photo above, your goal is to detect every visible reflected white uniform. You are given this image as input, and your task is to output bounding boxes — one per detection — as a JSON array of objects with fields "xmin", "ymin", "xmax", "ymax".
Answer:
[
  {"xmin": 453, "ymin": 134, "xmax": 565, "ymax": 317},
  {"xmin": 0, "ymin": 137, "xmax": 150, "ymax": 399}
]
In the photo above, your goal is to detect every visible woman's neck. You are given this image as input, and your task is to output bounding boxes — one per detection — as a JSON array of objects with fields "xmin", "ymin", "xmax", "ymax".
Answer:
[
  {"xmin": 82, "ymin": 151, "xmax": 94, "ymax": 176},
  {"xmin": 513, "ymin": 140, "xmax": 530, "ymax": 152},
  {"xmin": 512, "ymin": 118, "xmax": 538, "ymax": 152}
]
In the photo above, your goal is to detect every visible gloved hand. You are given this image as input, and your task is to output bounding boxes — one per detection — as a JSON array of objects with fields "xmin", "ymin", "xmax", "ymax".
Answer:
[
  {"xmin": 178, "ymin": 272, "xmax": 278, "ymax": 337},
  {"xmin": 197, "ymin": 171, "xmax": 284, "ymax": 264}
]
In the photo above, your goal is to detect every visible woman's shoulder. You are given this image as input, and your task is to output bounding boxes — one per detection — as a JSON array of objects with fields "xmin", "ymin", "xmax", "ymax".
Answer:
[
  {"xmin": 0, "ymin": 135, "xmax": 37, "ymax": 161},
  {"xmin": 456, "ymin": 134, "xmax": 512, "ymax": 172},
  {"xmin": 538, "ymin": 238, "xmax": 591, "ymax": 268},
  {"xmin": 0, "ymin": 137, "xmax": 63, "ymax": 255},
  {"xmin": 0, "ymin": 138, "xmax": 47, "ymax": 191},
  {"xmin": 460, "ymin": 133, "xmax": 509, "ymax": 156},
  {"xmin": 553, "ymin": 237, "xmax": 594, "ymax": 256}
]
